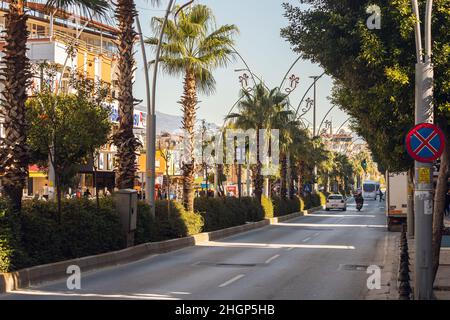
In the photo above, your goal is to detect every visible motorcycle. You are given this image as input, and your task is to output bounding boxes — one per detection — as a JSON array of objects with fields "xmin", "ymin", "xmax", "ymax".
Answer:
[{"xmin": 356, "ymin": 201, "xmax": 363, "ymax": 211}]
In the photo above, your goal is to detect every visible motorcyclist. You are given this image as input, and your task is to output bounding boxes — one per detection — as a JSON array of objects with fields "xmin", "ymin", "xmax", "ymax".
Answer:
[{"xmin": 355, "ymin": 190, "xmax": 364, "ymax": 207}]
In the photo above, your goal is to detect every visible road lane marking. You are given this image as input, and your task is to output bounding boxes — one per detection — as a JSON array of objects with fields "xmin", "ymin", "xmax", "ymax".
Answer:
[
  {"xmin": 302, "ymin": 237, "xmax": 312, "ymax": 243},
  {"xmin": 276, "ymin": 223, "xmax": 386, "ymax": 228},
  {"xmin": 8, "ymin": 290, "xmax": 180, "ymax": 300},
  {"xmin": 285, "ymin": 247, "xmax": 294, "ymax": 251},
  {"xmin": 305, "ymin": 214, "xmax": 376, "ymax": 218},
  {"xmin": 313, "ymin": 232, "xmax": 320, "ymax": 237},
  {"xmin": 198, "ymin": 242, "xmax": 355, "ymax": 250},
  {"xmin": 218, "ymin": 274, "xmax": 245, "ymax": 288},
  {"xmin": 265, "ymin": 254, "xmax": 280, "ymax": 264}
]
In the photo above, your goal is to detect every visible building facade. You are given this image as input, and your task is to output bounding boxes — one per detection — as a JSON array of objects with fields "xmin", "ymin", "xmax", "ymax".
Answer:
[{"xmin": 0, "ymin": 3, "xmax": 138, "ymax": 197}]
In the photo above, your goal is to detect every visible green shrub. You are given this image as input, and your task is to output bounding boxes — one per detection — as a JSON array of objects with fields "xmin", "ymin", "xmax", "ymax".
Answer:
[
  {"xmin": 272, "ymin": 196, "xmax": 287, "ymax": 217},
  {"xmin": 302, "ymin": 194, "xmax": 312, "ymax": 209},
  {"xmin": 135, "ymin": 200, "xmax": 204, "ymax": 244},
  {"xmin": 318, "ymin": 192, "xmax": 327, "ymax": 206},
  {"xmin": 287, "ymin": 196, "xmax": 304, "ymax": 213},
  {"xmin": 0, "ymin": 198, "xmax": 14, "ymax": 272},
  {"xmin": 19, "ymin": 198, "xmax": 124, "ymax": 267},
  {"xmin": 240, "ymin": 197, "xmax": 264, "ymax": 222},
  {"xmin": 194, "ymin": 197, "xmax": 244, "ymax": 232},
  {"xmin": 261, "ymin": 195, "xmax": 274, "ymax": 218},
  {"xmin": 272, "ymin": 196, "xmax": 304, "ymax": 217}
]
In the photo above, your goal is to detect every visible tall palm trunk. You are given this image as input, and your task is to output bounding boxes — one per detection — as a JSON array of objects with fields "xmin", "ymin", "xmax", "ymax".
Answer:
[
  {"xmin": 252, "ymin": 126, "xmax": 263, "ymax": 202},
  {"xmin": 181, "ymin": 69, "xmax": 197, "ymax": 212},
  {"xmin": 0, "ymin": 0, "xmax": 31, "ymax": 214},
  {"xmin": 114, "ymin": 0, "xmax": 139, "ymax": 189},
  {"xmin": 289, "ymin": 164, "xmax": 296, "ymax": 198},
  {"xmin": 297, "ymin": 161, "xmax": 303, "ymax": 197},
  {"xmin": 280, "ymin": 152, "xmax": 287, "ymax": 199},
  {"xmin": 432, "ymin": 121, "xmax": 450, "ymax": 281}
]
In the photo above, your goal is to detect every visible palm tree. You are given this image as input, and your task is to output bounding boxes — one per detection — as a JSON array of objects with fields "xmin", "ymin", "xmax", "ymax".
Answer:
[
  {"xmin": 273, "ymin": 112, "xmax": 301, "ymax": 200},
  {"xmin": 0, "ymin": 0, "xmax": 108, "ymax": 213},
  {"xmin": 146, "ymin": 4, "xmax": 238, "ymax": 212},
  {"xmin": 113, "ymin": 0, "xmax": 139, "ymax": 189},
  {"xmin": 226, "ymin": 83, "xmax": 289, "ymax": 202},
  {"xmin": 289, "ymin": 126, "xmax": 313, "ymax": 196}
]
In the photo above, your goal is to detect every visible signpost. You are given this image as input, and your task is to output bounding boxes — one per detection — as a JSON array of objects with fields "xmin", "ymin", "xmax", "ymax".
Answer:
[{"xmin": 406, "ymin": 122, "xmax": 445, "ymax": 299}]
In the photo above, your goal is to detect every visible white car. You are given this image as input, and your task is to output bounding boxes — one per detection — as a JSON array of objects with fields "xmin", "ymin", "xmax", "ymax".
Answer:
[{"xmin": 325, "ymin": 194, "xmax": 347, "ymax": 211}]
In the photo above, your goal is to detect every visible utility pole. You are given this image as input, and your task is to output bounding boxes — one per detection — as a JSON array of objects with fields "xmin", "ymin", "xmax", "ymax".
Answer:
[
  {"xmin": 310, "ymin": 76, "xmax": 319, "ymax": 192},
  {"xmin": 411, "ymin": 0, "xmax": 434, "ymax": 300}
]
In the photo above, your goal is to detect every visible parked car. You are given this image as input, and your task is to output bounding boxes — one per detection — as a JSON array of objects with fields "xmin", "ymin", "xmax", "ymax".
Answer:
[{"xmin": 326, "ymin": 194, "xmax": 347, "ymax": 211}]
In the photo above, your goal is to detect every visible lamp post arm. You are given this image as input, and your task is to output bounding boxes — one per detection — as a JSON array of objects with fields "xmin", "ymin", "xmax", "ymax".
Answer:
[
  {"xmin": 411, "ymin": 0, "xmax": 423, "ymax": 63},
  {"xmin": 294, "ymin": 71, "xmax": 325, "ymax": 119},
  {"xmin": 424, "ymin": 0, "xmax": 433, "ymax": 62}
]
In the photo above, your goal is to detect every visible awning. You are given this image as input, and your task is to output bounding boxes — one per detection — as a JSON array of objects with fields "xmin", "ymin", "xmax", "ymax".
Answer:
[{"xmin": 29, "ymin": 172, "xmax": 47, "ymax": 178}]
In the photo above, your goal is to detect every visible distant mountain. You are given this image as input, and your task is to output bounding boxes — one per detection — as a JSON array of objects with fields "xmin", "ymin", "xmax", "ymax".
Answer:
[
  {"xmin": 134, "ymin": 107, "xmax": 219, "ymax": 134},
  {"xmin": 155, "ymin": 111, "xmax": 184, "ymax": 134}
]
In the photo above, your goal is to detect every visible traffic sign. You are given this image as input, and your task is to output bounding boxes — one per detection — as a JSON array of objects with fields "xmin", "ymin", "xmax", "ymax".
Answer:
[
  {"xmin": 406, "ymin": 123, "xmax": 445, "ymax": 163},
  {"xmin": 303, "ymin": 184, "xmax": 311, "ymax": 193}
]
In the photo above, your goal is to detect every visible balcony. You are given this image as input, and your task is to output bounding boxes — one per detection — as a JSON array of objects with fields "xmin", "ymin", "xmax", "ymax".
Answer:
[{"xmin": 28, "ymin": 30, "xmax": 116, "ymax": 62}]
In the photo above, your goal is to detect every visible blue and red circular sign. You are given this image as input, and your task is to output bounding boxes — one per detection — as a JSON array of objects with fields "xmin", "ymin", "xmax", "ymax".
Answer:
[{"xmin": 406, "ymin": 123, "xmax": 445, "ymax": 163}]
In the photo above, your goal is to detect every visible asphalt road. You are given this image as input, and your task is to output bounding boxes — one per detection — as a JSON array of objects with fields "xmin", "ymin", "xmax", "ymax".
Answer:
[{"xmin": 1, "ymin": 197, "xmax": 392, "ymax": 300}]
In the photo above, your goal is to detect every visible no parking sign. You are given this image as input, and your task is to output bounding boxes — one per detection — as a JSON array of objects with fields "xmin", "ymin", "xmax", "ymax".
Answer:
[{"xmin": 406, "ymin": 123, "xmax": 445, "ymax": 163}]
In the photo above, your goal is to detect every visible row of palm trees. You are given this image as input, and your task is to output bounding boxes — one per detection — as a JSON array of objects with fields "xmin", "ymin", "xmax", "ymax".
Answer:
[
  {"xmin": 225, "ymin": 82, "xmax": 333, "ymax": 202},
  {"xmin": 0, "ymin": 2, "xmax": 240, "ymax": 214},
  {"xmin": 0, "ymin": 0, "xmax": 356, "ymax": 215}
]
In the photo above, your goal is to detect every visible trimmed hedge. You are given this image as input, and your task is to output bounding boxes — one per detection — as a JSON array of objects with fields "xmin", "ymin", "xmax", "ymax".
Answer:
[
  {"xmin": 194, "ymin": 196, "xmax": 264, "ymax": 232},
  {"xmin": 272, "ymin": 196, "xmax": 304, "ymax": 217},
  {"xmin": 19, "ymin": 198, "xmax": 125, "ymax": 269},
  {"xmin": 0, "ymin": 198, "xmax": 14, "ymax": 272},
  {"xmin": 302, "ymin": 192, "xmax": 327, "ymax": 210},
  {"xmin": 261, "ymin": 196, "xmax": 274, "ymax": 219},
  {"xmin": 135, "ymin": 200, "xmax": 203, "ymax": 244}
]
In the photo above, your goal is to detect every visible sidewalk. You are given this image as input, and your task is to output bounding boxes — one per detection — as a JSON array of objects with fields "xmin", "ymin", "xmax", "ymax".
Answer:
[
  {"xmin": 408, "ymin": 224, "xmax": 450, "ymax": 299},
  {"xmin": 434, "ymin": 215, "xmax": 450, "ymax": 299}
]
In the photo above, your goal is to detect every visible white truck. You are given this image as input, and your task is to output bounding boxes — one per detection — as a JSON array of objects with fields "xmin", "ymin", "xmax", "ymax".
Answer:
[{"xmin": 386, "ymin": 171, "xmax": 409, "ymax": 231}]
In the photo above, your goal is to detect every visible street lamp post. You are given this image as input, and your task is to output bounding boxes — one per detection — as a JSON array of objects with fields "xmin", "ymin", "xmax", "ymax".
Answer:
[
  {"xmin": 411, "ymin": 0, "xmax": 434, "ymax": 300},
  {"xmin": 310, "ymin": 75, "xmax": 320, "ymax": 192},
  {"xmin": 146, "ymin": 0, "xmax": 176, "ymax": 216}
]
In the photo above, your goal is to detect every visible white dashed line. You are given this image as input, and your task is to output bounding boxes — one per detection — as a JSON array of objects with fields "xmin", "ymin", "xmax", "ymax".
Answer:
[
  {"xmin": 302, "ymin": 237, "xmax": 312, "ymax": 243},
  {"xmin": 265, "ymin": 254, "xmax": 280, "ymax": 264},
  {"xmin": 285, "ymin": 247, "xmax": 294, "ymax": 251},
  {"xmin": 218, "ymin": 274, "xmax": 245, "ymax": 288}
]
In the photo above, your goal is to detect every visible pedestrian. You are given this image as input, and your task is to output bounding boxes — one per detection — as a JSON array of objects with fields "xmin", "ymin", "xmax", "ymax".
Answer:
[
  {"xmin": 445, "ymin": 189, "xmax": 450, "ymax": 216},
  {"xmin": 43, "ymin": 183, "xmax": 49, "ymax": 200},
  {"xmin": 84, "ymin": 189, "xmax": 91, "ymax": 198},
  {"xmin": 379, "ymin": 189, "xmax": 383, "ymax": 202}
]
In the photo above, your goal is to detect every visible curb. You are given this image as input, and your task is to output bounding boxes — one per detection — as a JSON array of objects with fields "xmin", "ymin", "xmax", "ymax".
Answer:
[{"xmin": 0, "ymin": 205, "xmax": 323, "ymax": 293}]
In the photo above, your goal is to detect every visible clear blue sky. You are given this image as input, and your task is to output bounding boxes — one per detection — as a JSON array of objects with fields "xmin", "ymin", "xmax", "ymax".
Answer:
[{"xmin": 133, "ymin": 0, "xmax": 350, "ymax": 131}]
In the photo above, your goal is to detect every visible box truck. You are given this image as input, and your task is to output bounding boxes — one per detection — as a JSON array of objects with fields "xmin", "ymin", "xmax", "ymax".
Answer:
[{"xmin": 386, "ymin": 171, "xmax": 408, "ymax": 231}]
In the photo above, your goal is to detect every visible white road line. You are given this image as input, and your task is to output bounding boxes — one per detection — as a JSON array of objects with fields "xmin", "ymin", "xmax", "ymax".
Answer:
[
  {"xmin": 265, "ymin": 254, "xmax": 280, "ymax": 264},
  {"xmin": 218, "ymin": 274, "xmax": 245, "ymax": 288},
  {"xmin": 285, "ymin": 247, "xmax": 294, "ymax": 251},
  {"xmin": 313, "ymin": 232, "xmax": 320, "ymax": 237},
  {"xmin": 302, "ymin": 237, "xmax": 312, "ymax": 243}
]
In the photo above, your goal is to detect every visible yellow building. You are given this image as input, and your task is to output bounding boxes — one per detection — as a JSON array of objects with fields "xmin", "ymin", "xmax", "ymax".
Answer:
[{"xmin": 0, "ymin": 2, "xmax": 120, "ymax": 197}]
